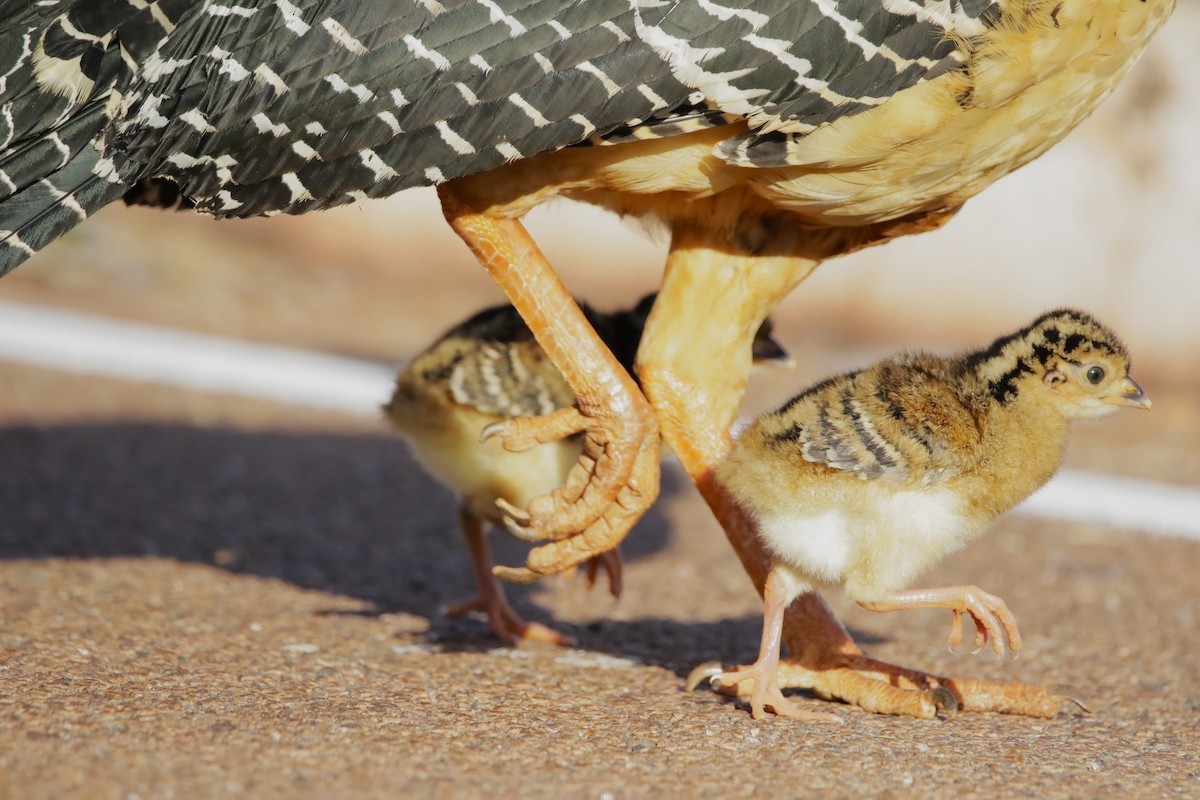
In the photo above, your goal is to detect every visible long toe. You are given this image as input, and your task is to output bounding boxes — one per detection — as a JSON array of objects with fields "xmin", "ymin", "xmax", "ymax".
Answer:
[{"xmin": 495, "ymin": 435, "xmax": 658, "ymax": 583}]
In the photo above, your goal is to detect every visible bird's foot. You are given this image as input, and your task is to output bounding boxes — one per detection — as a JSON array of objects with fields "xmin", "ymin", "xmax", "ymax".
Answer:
[
  {"xmin": 489, "ymin": 411, "xmax": 659, "ymax": 584},
  {"xmin": 690, "ymin": 661, "xmax": 842, "ymax": 722},
  {"xmin": 687, "ymin": 648, "xmax": 1086, "ymax": 721},
  {"xmin": 765, "ymin": 656, "xmax": 1087, "ymax": 719},
  {"xmin": 945, "ymin": 587, "xmax": 1022, "ymax": 655},
  {"xmin": 440, "ymin": 184, "xmax": 660, "ymax": 585},
  {"xmin": 860, "ymin": 585, "xmax": 1022, "ymax": 656},
  {"xmin": 444, "ymin": 594, "xmax": 571, "ymax": 647}
]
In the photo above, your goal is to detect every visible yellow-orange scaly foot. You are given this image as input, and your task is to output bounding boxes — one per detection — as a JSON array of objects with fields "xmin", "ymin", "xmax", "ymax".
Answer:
[{"xmin": 440, "ymin": 184, "xmax": 659, "ymax": 583}]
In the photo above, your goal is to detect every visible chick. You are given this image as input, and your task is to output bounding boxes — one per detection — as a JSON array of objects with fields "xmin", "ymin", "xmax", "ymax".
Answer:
[
  {"xmin": 388, "ymin": 293, "xmax": 790, "ymax": 645},
  {"xmin": 711, "ymin": 309, "xmax": 1150, "ymax": 719}
]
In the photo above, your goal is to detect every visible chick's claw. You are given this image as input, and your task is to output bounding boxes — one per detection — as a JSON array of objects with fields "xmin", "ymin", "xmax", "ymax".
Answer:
[
  {"xmin": 949, "ymin": 605, "xmax": 995, "ymax": 654},
  {"xmin": 444, "ymin": 595, "xmax": 571, "ymax": 647},
  {"xmin": 685, "ymin": 662, "xmax": 727, "ymax": 692},
  {"xmin": 709, "ymin": 666, "xmax": 842, "ymax": 722},
  {"xmin": 957, "ymin": 587, "xmax": 1021, "ymax": 656},
  {"xmin": 862, "ymin": 585, "xmax": 1021, "ymax": 658}
]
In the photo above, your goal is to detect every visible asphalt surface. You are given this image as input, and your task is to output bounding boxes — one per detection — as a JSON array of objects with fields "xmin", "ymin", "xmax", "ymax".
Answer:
[{"xmin": 1, "ymin": 203, "xmax": 1198, "ymax": 799}]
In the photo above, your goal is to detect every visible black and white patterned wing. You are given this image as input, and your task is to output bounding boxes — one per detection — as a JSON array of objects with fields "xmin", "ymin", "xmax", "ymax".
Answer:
[
  {"xmin": 1, "ymin": 0, "xmax": 1000, "ymax": 272},
  {"xmin": 104, "ymin": 0, "xmax": 692, "ymax": 217},
  {"xmin": 634, "ymin": 0, "xmax": 999, "ymax": 167},
  {"xmin": 0, "ymin": 0, "xmax": 197, "ymax": 272}
]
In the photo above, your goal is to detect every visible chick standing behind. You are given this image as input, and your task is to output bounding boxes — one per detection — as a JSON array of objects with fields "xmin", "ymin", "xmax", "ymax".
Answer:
[
  {"xmin": 708, "ymin": 309, "xmax": 1150, "ymax": 720},
  {"xmin": 386, "ymin": 293, "xmax": 790, "ymax": 646}
]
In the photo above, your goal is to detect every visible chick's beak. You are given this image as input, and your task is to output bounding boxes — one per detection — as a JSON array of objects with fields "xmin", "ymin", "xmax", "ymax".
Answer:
[
  {"xmin": 1110, "ymin": 376, "xmax": 1151, "ymax": 409},
  {"xmin": 751, "ymin": 334, "xmax": 796, "ymax": 370}
]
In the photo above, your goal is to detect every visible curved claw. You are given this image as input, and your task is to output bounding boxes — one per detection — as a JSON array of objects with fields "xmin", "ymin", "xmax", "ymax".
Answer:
[
  {"xmin": 477, "ymin": 407, "xmax": 590, "ymax": 452},
  {"xmin": 685, "ymin": 661, "xmax": 728, "ymax": 693},
  {"xmin": 492, "ymin": 437, "xmax": 658, "ymax": 581},
  {"xmin": 1051, "ymin": 686, "xmax": 1092, "ymax": 714},
  {"xmin": 929, "ymin": 686, "xmax": 959, "ymax": 719},
  {"xmin": 495, "ymin": 497, "xmax": 531, "ymax": 525},
  {"xmin": 493, "ymin": 497, "xmax": 553, "ymax": 544},
  {"xmin": 479, "ymin": 421, "xmax": 505, "ymax": 444},
  {"xmin": 945, "ymin": 587, "xmax": 1019, "ymax": 656},
  {"xmin": 500, "ymin": 517, "xmax": 541, "ymax": 543}
]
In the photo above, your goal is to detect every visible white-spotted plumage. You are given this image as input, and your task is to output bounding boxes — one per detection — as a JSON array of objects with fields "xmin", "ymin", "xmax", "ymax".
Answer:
[{"xmin": 0, "ymin": 0, "xmax": 1173, "ymax": 274}]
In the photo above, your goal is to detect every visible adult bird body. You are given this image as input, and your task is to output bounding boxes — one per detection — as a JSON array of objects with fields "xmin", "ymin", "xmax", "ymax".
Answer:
[{"xmin": 0, "ymin": 0, "xmax": 1176, "ymax": 717}]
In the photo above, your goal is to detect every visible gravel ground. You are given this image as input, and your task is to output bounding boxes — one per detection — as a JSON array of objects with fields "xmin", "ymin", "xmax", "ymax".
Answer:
[{"xmin": 1, "ymin": 203, "xmax": 1197, "ymax": 799}]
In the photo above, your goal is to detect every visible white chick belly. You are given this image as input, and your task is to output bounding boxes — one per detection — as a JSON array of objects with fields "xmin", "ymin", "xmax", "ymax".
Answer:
[
  {"xmin": 844, "ymin": 488, "xmax": 978, "ymax": 601},
  {"xmin": 757, "ymin": 509, "xmax": 854, "ymax": 587},
  {"xmin": 758, "ymin": 489, "xmax": 977, "ymax": 600}
]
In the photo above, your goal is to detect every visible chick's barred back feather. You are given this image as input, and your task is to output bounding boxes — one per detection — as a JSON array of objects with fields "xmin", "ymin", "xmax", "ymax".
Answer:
[
  {"xmin": 759, "ymin": 354, "xmax": 983, "ymax": 485},
  {"xmin": 392, "ymin": 298, "xmax": 653, "ymax": 419},
  {"xmin": 1, "ymin": 0, "xmax": 1008, "ymax": 273}
]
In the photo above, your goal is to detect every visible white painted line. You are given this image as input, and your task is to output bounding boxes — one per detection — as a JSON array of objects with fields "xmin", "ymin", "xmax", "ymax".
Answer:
[
  {"xmin": 0, "ymin": 299, "xmax": 397, "ymax": 415},
  {"xmin": 1021, "ymin": 471, "xmax": 1200, "ymax": 540},
  {"xmin": 1, "ymin": 300, "xmax": 1198, "ymax": 540}
]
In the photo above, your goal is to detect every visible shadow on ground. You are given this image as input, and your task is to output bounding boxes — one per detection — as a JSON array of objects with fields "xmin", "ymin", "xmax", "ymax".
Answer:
[{"xmin": 0, "ymin": 422, "xmax": 832, "ymax": 673}]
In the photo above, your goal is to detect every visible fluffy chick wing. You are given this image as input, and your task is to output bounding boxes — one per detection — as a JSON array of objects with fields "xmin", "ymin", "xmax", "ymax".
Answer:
[
  {"xmin": 399, "ymin": 304, "xmax": 576, "ymax": 419},
  {"xmin": 755, "ymin": 355, "xmax": 984, "ymax": 486}
]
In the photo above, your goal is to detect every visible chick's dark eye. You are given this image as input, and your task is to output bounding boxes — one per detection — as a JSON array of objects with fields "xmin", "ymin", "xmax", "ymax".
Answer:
[{"xmin": 1086, "ymin": 366, "xmax": 1105, "ymax": 385}]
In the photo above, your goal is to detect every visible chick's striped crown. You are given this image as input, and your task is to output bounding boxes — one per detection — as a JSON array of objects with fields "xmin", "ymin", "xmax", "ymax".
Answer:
[{"xmin": 963, "ymin": 309, "xmax": 1130, "ymax": 404}]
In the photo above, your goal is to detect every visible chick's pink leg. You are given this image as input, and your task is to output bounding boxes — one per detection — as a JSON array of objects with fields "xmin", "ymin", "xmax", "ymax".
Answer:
[
  {"xmin": 445, "ymin": 507, "xmax": 570, "ymax": 646},
  {"xmin": 859, "ymin": 586, "xmax": 1022, "ymax": 655},
  {"xmin": 712, "ymin": 569, "xmax": 841, "ymax": 721}
]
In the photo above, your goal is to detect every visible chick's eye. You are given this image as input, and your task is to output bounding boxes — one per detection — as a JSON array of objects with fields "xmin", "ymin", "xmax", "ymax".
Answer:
[{"xmin": 1086, "ymin": 366, "xmax": 1105, "ymax": 385}]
